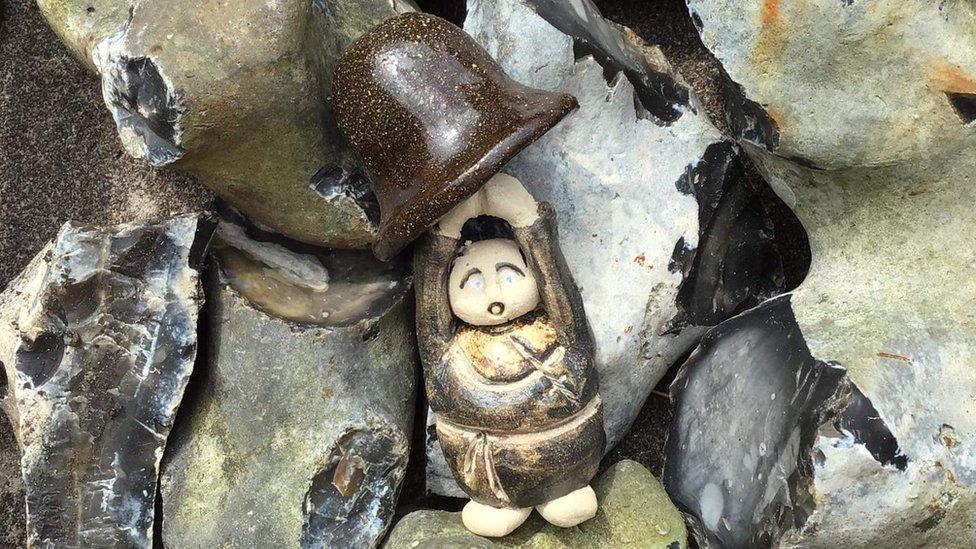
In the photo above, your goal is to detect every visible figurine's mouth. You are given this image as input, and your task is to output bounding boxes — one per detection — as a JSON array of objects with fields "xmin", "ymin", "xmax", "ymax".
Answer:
[
  {"xmin": 488, "ymin": 302, "xmax": 505, "ymax": 316},
  {"xmin": 473, "ymin": 308, "xmax": 542, "ymax": 333}
]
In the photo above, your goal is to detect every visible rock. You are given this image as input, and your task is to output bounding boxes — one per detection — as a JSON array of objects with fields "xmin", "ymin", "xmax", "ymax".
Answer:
[
  {"xmin": 36, "ymin": 0, "xmax": 130, "ymax": 71},
  {"xmin": 40, "ymin": 0, "xmax": 415, "ymax": 247},
  {"xmin": 160, "ymin": 217, "xmax": 417, "ymax": 548},
  {"xmin": 686, "ymin": 0, "xmax": 975, "ymax": 168},
  {"xmin": 664, "ymin": 295, "xmax": 976, "ymax": 548},
  {"xmin": 671, "ymin": 1, "xmax": 976, "ymax": 545},
  {"xmin": 662, "ymin": 296, "xmax": 851, "ymax": 547},
  {"xmin": 0, "ymin": 214, "xmax": 208, "ymax": 547},
  {"xmin": 384, "ymin": 460, "xmax": 687, "ymax": 548},
  {"xmin": 426, "ymin": 0, "xmax": 799, "ymax": 497}
]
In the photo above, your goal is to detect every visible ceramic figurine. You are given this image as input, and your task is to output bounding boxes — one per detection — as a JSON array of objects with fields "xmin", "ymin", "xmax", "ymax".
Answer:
[
  {"xmin": 414, "ymin": 173, "xmax": 605, "ymax": 536},
  {"xmin": 333, "ymin": 12, "xmax": 603, "ymax": 537}
]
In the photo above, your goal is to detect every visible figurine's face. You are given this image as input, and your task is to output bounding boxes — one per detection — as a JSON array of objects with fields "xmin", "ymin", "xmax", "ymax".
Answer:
[{"xmin": 448, "ymin": 239, "xmax": 540, "ymax": 326}]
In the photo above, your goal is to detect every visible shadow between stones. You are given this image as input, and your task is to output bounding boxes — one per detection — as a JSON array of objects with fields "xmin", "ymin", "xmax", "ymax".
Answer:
[
  {"xmin": 669, "ymin": 142, "xmax": 811, "ymax": 328},
  {"xmin": 947, "ymin": 92, "xmax": 976, "ymax": 125},
  {"xmin": 154, "ymin": 221, "xmax": 220, "ymax": 547},
  {"xmin": 414, "ymin": 0, "xmax": 468, "ymax": 26}
]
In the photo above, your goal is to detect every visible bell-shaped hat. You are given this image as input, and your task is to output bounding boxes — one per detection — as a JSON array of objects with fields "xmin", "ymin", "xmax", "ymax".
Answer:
[{"xmin": 334, "ymin": 12, "xmax": 578, "ymax": 261}]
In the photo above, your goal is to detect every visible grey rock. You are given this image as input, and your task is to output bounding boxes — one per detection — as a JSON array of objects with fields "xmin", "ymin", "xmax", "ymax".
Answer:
[
  {"xmin": 385, "ymin": 460, "xmax": 687, "ymax": 549},
  {"xmin": 676, "ymin": 1, "xmax": 976, "ymax": 546},
  {"xmin": 426, "ymin": 0, "xmax": 796, "ymax": 497},
  {"xmin": 687, "ymin": 0, "xmax": 976, "ymax": 167},
  {"xmin": 0, "ymin": 214, "xmax": 206, "ymax": 547},
  {"xmin": 663, "ymin": 296, "xmax": 851, "ymax": 547},
  {"xmin": 160, "ymin": 219, "xmax": 417, "ymax": 548},
  {"xmin": 40, "ymin": 0, "xmax": 415, "ymax": 248}
]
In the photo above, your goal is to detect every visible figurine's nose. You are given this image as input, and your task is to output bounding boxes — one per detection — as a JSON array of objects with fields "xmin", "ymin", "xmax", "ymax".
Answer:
[{"xmin": 488, "ymin": 302, "xmax": 505, "ymax": 316}]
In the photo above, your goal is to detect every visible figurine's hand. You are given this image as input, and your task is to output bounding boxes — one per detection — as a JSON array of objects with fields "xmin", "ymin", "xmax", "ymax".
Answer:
[
  {"xmin": 484, "ymin": 173, "xmax": 539, "ymax": 228},
  {"xmin": 435, "ymin": 190, "xmax": 486, "ymax": 239}
]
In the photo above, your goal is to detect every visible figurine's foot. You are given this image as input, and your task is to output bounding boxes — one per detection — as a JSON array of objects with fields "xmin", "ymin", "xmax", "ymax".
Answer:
[
  {"xmin": 536, "ymin": 485, "xmax": 598, "ymax": 528},
  {"xmin": 461, "ymin": 500, "xmax": 532, "ymax": 537}
]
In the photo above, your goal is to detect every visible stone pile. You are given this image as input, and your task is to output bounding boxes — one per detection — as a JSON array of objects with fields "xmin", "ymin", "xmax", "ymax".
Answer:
[
  {"xmin": 160, "ymin": 218, "xmax": 417, "ymax": 548},
  {"xmin": 1, "ymin": 0, "xmax": 972, "ymax": 547},
  {"xmin": 661, "ymin": 1, "xmax": 976, "ymax": 546}
]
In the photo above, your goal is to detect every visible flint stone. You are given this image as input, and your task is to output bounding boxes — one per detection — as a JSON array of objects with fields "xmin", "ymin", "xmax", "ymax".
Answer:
[
  {"xmin": 39, "ymin": 0, "xmax": 415, "ymax": 247},
  {"xmin": 160, "ymin": 220, "xmax": 417, "ymax": 548},
  {"xmin": 0, "ymin": 214, "xmax": 206, "ymax": 547},
  {"xmin": 679, "ymin": 1, "xmax": 976, "ymax": 545},
  {"xmin": 385, "ymin": 460, "xmax": 687, "ymax": 548},
  {"xmin": 663, "ymin": 296, "xmax": 851, "ymax": 547},
  {"xmin": 425, "ymin": 0, "xmax": 795, "ymax": 497},
  {"xmin": 687, "ymin": 0, "xmax": 975, "ymax": 168}
]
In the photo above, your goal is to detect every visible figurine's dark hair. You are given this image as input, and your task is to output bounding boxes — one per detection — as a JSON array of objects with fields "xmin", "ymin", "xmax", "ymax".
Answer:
[
  {"xmin": 455, "ymin": 215, "xmax": 529, "ymax": 266},
  {"xmin": 459, "ymin": 215, "xmax": 515, "ymax": 242}
]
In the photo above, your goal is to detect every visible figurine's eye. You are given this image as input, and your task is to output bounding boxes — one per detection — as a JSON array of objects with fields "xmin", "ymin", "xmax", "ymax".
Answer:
[
  {"xmin": 460, "ymin": 269, "xmax": 484, "ymax": 291},
  {"xmin": 496, "ymin": 263, "xmax": 525, "ymax": 285}
]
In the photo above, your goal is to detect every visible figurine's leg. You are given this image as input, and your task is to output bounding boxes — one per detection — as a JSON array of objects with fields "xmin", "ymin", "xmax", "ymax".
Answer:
[
  {"xmin": 536, "ymin": 485, "xmax": 598, "ymax": 528},
  {"xmin": 461, "ymin": 500, "xmax": 532, "ymax": 537}
]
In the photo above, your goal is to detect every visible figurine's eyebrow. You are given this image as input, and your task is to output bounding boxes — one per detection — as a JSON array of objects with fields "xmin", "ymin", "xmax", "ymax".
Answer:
[
  {"xmin": 495, "ymin": 262, "xmax": 525, "ymax": 276},
  {"xmin": 459, "ymin": 268, "xmax": 482, "ymax": 288}
]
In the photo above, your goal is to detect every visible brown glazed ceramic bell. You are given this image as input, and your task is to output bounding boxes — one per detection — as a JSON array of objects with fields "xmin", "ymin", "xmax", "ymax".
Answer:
[{"xmin": 333, "ymin": 12, "xmax": 578, "ymax": 261}]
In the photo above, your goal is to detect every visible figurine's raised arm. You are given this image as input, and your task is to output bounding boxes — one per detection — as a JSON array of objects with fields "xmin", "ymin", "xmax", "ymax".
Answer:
[
  {"xmin": 414, "ymin": 193, "xmax": 486, "ymax": 364},
  {"xmin": 412, "ymin": 232, "xmax": 455, "ymax": 366},
  {"xmin": 514, "ymin": 203, "xmax": 590, "ymax": 346}
]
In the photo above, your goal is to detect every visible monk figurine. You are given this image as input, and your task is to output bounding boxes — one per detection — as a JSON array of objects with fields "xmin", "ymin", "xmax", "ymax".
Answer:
[
  {"xmin": 332, "ymin": 14, "xmax": 601, "ymax": 536},
  {"xmin": 414, "ymin": 174, "xmax": 605, "ymax": 537}
]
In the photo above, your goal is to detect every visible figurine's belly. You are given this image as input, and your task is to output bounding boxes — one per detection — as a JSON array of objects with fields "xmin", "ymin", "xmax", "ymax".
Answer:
[
  {"xmin": 456, "ymin": 315, "xmax": 558, "ymax": 382},
  {"xmin": 427, "ymin": 312, "xmax": 596, "ymax": 432}
]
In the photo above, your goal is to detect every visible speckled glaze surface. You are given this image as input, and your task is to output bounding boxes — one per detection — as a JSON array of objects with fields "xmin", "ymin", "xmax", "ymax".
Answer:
[{"xmin": 333, "ymin": 13, "xmax": 578, "ymax": 261}]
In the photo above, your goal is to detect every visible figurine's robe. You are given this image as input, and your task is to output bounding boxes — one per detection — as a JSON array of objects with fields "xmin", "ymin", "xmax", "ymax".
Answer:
[{"xmin": 415, "ymin": 204, "xmax": 605, "ymax": 508}]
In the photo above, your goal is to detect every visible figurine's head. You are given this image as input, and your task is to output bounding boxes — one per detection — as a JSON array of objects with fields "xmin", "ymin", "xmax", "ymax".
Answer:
[{"xmin": 448, "ymin": 238, "xmax": 540, "ymax": 326}]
